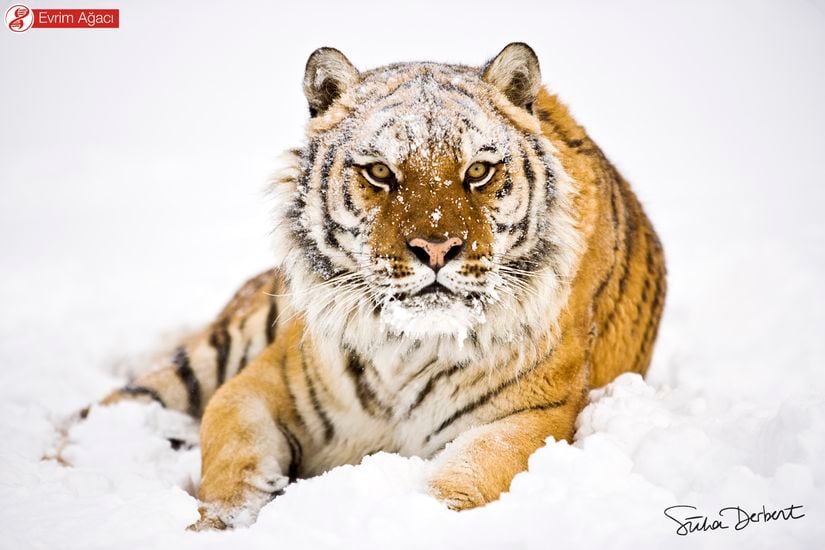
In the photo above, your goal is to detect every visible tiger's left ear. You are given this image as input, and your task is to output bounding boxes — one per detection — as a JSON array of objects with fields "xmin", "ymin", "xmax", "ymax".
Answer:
[{"xmin": 482, "ymin": 43, "xmax": 541, "ymax": 112}]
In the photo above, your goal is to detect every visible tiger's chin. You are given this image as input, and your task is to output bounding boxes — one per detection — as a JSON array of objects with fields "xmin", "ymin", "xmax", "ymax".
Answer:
[{"xmin": 379, "ymin": 289, "xmax": 488, "ymax": 344}]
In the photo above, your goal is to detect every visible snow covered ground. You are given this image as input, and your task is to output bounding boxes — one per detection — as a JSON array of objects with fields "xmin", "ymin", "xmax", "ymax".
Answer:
[{"xmin": 1, "ymin": 0, "xmax": 824, "ymax": 548}]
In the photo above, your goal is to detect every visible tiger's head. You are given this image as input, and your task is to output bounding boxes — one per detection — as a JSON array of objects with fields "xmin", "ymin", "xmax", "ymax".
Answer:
[{"xmin": 273, "ymin": 43, "xmax": 582, "ymax": 356}]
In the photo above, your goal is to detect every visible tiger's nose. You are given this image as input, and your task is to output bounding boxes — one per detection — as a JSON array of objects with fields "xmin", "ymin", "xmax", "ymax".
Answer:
[{"xmin": 407, "ymin": 237, "xmax": 464, "ymax": 272}]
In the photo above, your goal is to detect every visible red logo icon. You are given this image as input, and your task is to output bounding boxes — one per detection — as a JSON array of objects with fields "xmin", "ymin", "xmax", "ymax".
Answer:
[
  {"xmin": 5, "ymin": 4, "xmax": 34, "ymax": 32},
  {"xmin": 4, "ymin": 5, "xmax": 119, "ymax": 31}
]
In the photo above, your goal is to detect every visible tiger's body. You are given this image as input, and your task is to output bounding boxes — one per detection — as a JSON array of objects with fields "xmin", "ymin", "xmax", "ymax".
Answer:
[{"xmin": 100, "ymin": 44, "xmax": 666, "ymax": 529}]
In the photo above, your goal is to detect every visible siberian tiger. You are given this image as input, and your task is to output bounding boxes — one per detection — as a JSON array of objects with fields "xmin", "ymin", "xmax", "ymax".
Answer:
[{"xmin": 98, "ymin": 43, "xmax": 666, "ymax": 529}]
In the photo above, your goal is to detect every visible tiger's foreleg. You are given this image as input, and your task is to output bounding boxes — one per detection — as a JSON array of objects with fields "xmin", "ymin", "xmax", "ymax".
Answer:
[
  {"xmin": 190, "ymin": 326, "xmax": 306, "ymax": 530},
  {"xmin": 428, "ymin": 396, "xmax": 583, "ymax": 510}
]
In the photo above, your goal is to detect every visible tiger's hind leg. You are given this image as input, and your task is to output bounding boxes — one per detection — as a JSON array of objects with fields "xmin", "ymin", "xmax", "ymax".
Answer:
[{"xmin": 97, "ymin": 268, "xmax": 287, "ymax": 419}]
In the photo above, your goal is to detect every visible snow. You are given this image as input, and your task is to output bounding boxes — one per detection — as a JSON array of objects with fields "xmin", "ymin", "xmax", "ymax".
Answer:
[
  {"xmin": 379, "ymin": 291, "xmax": 487, "ymax": 345},
  {"xmin": 1, "ymin": 0, "xmax": 824, "ymax": 549}
]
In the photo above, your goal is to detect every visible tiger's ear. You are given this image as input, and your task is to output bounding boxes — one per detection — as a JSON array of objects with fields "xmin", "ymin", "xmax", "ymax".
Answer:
[
  {"xmin": 482, "ymin": 43, "xmax": 541, "ymax": 112},
  {"xmin": 303, "ymin": 47, "xmax": 360, "ymax": 117}
]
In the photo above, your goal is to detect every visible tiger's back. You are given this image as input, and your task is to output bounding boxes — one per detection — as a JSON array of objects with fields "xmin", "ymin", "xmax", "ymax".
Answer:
[{"xmin": 533, "ymin": 88, "xmax": 666, "ymax": 388}]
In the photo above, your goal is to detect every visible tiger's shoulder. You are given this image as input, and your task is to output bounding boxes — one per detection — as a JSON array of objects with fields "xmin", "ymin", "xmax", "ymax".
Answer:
[{"xmin": 533, "ymin": 88, "xmax": 667, "ymax": 387}]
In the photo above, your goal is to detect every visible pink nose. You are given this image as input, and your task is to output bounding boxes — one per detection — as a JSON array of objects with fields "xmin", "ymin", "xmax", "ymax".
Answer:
[{"xmin": 407, "ymin": 237, "xmax": 464, "ymax": 271}]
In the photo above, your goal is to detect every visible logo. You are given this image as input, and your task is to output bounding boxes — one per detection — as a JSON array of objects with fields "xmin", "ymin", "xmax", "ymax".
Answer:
[
  {"xmin": 4, "ymin": 5, "xmax": 119, "ymax": 31},
  {"xmin": 5, "ymin": 4, "xmax": 33, "ymax": 32}
]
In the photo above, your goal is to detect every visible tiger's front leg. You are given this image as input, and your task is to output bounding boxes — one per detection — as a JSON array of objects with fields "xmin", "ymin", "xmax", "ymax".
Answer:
[
  {"xmin": 428, "ymin": 398, "xmax": 583, "ymax": 510},
  {"xmin": 193, "ymin": 392, "xmax": 292, "ymax": 530},
  {"xmin": 190, "ymin": 326, "xmax": 306, "ymax": 530}
]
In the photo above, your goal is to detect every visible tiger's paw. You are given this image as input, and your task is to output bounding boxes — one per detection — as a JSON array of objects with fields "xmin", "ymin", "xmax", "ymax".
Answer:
[
  {"xmin": 187, "ymin": 483, "xmax": 284, "ymax": 531},
  {"xmin": 428, "ymin": 470, "xmax": 488, "ymax": 511},
  {"xmin": 187, "ymin": 504, "xmax": 229, "ymax": 531},
  {"xmin": 194, "ymin": 456, "xmax": 289, "ymax": 530}
]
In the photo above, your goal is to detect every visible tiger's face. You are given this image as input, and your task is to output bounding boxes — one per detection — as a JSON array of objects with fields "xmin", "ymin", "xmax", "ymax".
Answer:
[{"xmin": 277, "ymin": 44, "xmax": 580, "ymax": 348}]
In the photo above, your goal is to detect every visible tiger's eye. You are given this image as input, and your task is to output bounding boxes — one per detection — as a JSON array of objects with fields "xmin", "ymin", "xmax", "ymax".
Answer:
[
  {"xmin": 466, "ymin": 162, "xmax": 489, "ymax": 180},
  {"xmin": 369, "ymin": 163, "xmax": 391, "ymax": 180}
]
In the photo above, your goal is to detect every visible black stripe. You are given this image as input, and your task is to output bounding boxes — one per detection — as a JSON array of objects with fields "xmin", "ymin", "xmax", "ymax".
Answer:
[
  {"xmin": 371, "ymin": 117, "xmax": 398, "ymax": 140},
  {"xmin": 607, "ymin": 168, "xmax": 621, "ymax": 236},
  {"xmin": 459, "ymin": 116, "xmax": 484, "ymax": 135},
  {"xmin": 238, "ymin": 342, "xmax": 251, "ymax": 372},
  {"xmin": 301, "ymin": 349, "xmax": 334, "ymax": 442},
  {"xmin": 290, "ymin": 226, "xmax": 340, "ymax": 279},
  {"xmin": 319, "ymin": 144, "xmax": 342, "ymax": 250},
  {"xmin": 346, "ymin": 353, "xmax": 391, "ymax": 418},
  {"xmin": 632, "ymin": 244, "xmax": 654, "ymax": 325},
  {"xmin": 341, "ymin": 154, "xmax": 360, "ymax": 216},
  {"xmin": 526, "ymin": 135, "xmax": 556, "ymax": 201},
  {"xmin": 591, "ymin": 174, "xmax": 624, "ymax": 308},
  {"xmin": 439, "ymin": 79, "xmax": 476, "ymax": 99},
  {"xmin": 632, "ymin": 236, "xmax": 666, "ymax": 373},
  {"xmin": 319, "ymin": 143, "xmax": 337, "ymax": 187},
  {"xmin": 632, "ymin": 273, "xmax": 664, "ymax": 373},
  {"xmin": 265, "ymin": 297, "xmax": 278, "ymax": 344},
  {"xmin": 298, "ymin": 139, "xmax": 319, "ymax": 193},
  {"xmin": 615, "ymin": 185, "xmax": 639, "ymax": 299},
  {"xmin": 535, "ymin": 109, "xmax": 582, "ymax": 149},
  {"xmin": 359, "ymin": 84, "xmax": 405, "ymax": 110},
  {"xmin": 276, "ymin": 424, "xmax": 303, "ymax": 482},
  {"xmin": 318, "ymin": 144, "xmax": 361, "ymax": 263},
  {"xmin": 503, "ymin": 238, "xmax": 558, "ymax": 275},
  {"xmin": 209, "ymin": 320, "xmax": 231, "ymax": 385},
  {"xmin": 425, "ymin": 374, "xmax": 525, "ymax": 443},
  {"xmin": 601, "ymin": 183, "xmax": 639, "ymax": 329},
  {"xmin": 511, "ymin": 144, "xmax": 535, "ymax": 249},
  {"xmin": 521, "ymin": 144, "xmax": 536, "ymax": 185},
  {"xmin": 173, "ymin": 347, "xmax": 202, "ymax": 417},
  {"xmin": 377, "ymin": 100, "xmax": 405, "ymax": 113},
  {"xmin": 342, "ymin": 179, "xmax": 357, "ymax": 215},
  {"xmin": 406, "ymin": 363, "xmax": 462, "ymax": 416},
  {"xmin": 487, "ymin": 399, "xmax": 568, "ymax": 425},
  {"xmin": 468, "ymin": 330, "xmax": 480, "ymax": 348},
  {"xmin": 122, "ymin": 385, "xmax": 166, "ymax": 407},
  {"xmin": 288, "ymin": 141, "xmax": 341, "ymax": 280},
  {"xmin": 401, "ymin": 357, "xmax": 438, "ymax": 389},
  {"xmin": 280, "ymin": 353, "xmax": 306, "ymax": 429}
]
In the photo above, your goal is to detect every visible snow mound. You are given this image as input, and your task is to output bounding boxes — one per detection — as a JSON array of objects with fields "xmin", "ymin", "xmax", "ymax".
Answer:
[{"xmin": 2, "ymin": 374, "xmax": 822, "ymax": 549}]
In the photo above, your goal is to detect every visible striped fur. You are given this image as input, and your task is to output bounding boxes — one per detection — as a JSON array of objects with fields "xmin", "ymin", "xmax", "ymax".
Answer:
[{"xmin": 100, "ymin": 44, "xmax": 666, "ymax": 529}]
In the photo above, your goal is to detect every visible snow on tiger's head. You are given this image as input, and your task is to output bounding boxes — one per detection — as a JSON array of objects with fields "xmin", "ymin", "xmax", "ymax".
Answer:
[{"xmin": 272, "ymin": 44, "xmax": 582, "ymax": 355}]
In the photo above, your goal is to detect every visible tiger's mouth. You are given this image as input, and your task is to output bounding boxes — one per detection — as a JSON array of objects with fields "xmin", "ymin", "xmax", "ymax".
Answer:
[
  {"xmin": 398, "ymin": 282, "xmax": 452, "ymax": 300},
  {"xmin": 389, "ymin": 283, "xmax": 485, "ymax": 311}
]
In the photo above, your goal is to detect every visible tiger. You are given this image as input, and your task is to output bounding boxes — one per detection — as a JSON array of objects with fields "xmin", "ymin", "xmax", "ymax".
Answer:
[{"xmin": 95, "ymin": 42, "xmax": 666, "ymax": 529}]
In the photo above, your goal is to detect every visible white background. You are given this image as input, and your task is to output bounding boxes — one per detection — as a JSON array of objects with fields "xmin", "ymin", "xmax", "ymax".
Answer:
[{"xmin": 1, "ymin": 1, "xmax": 824, "ymax": 549}]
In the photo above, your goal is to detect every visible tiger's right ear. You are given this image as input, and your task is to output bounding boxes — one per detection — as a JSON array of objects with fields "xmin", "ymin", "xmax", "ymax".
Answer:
[{"xmin": 303, "ymin": 48, "xmax": 360, "ymax": 118}]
